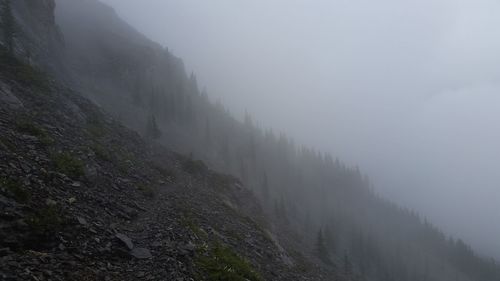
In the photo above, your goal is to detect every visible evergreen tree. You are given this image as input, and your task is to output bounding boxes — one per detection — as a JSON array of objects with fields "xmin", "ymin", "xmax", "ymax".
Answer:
[
  {"xmin": 145, "ymin": 114, "xmax": 162, "ymax": 139},
  {"xmin": 205, "ymin": 118, "xmax": 211, "ymax": 145},
  {"xmin": 344, "ymin": 253, "xmax": 353, "ymax": 276},
  {"xmin": 261, "ymin": 172, "xmax": 269, "ymax": 203},
  {"xmin": 1, "ymin": 0, "xmax": 15, "ymax": 53},
  {"xmin": 324, "ymin": 224, "xmax": 336, "ymax": 254},
  {"xmin": 316, "ymin": 228, "xmax": 332, "ymax": 265}
]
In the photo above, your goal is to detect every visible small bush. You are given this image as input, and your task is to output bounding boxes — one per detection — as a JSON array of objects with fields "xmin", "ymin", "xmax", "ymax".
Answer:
[
  {"xmin": 183, "ymin": 158, "xmax": 207, "ymax": 175},
  {"xmin": 180, "ymin": 211, "xmax": 207, "ymax": 240},
  {"xmin": 90, "ymin": 143, "xmax": 111, "ymax": 161},
  {"xmin": 150, "ymin": 162, "xmax": 176, "ymax": 181},
  {"xmin": 208, "ymin": 173, "xmax": 235, "ymax": 192},
  {"xmin": 0, "ymin": 177, "xmax": 30, "ymax": 203},
  {"xmin": 137, "ymin": 184, "xmax": 155, "ymax": 198},
  {"xmin": 15, "ymin": 119, "xmax": 54, "ymax": 145},
  {"xmin": 197, "ymin": 243, "xmax": 262, "ymax": 281},
  {"xmin": 52, "ymin": 152, "xmax": 84, "ymax": 178},
  {"xmin": 86, "ymin": 120, "xmax": 106, "ymax": 139},
  {"xmin": 0, "ymin": 136, "xmax": 16, "ymax": 150},
  {"xmin": 26, "ymin": 205, "xmax": 64, "ymax": 235}
]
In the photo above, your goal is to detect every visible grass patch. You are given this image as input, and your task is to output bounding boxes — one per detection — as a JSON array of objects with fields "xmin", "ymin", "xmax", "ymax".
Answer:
[
  {"xmin": 86, "ymin": 119, "xmax": 106, "ymax": 139},
  {"xmin": 208, "ymin": 173, "xmax": 236, "ymax": 192},
  {"xmin": 26, "ymin": 205, "xmax": 64, "ymax": 235},
  {"xmin": 0, "ymin": 177, "xmax": 30, "ymax": 203},
  {"xmin": 197, "ymin": 243, "xmax": 262, "ymax": 281},
  {"xmin": 15, "ymin": 118, "xmax": 54, "ymax": 145},
  {"xmin": 180, "ymin": 211, "xmax": 207, "ymax": 240},
  {"xmin": 110, "ymin": 146, "xmax": 136, "ymax": 174},
  {"xmin": 52, "ymin": 152, "xmax": 84, "ymax": 178},
  {"xmin": 150, "ymin": 161, "xmax": 176, "ymax": 181},
  {"xmin": 0, "ymin": 47, "xmax": 51, "ymax": 94},
  {"xmin": 137, "ymin": 184, "xmax": 155, "ymax": 198},
  {"xmin": 90, "ymin": 143, "xmax": 112, "ymax": 161},
  {"xmin": 0, "ymin": 136, "xmax": 16, "ymax": 151},
  {"xmin": 183, "ymin": 158, "xmax": 207, "ymax": 175}
]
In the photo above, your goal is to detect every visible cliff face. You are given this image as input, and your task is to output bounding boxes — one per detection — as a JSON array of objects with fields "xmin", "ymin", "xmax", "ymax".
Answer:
[{"xmin": 3, "ymin": 0, "xmax": 65, "ymax": 80}]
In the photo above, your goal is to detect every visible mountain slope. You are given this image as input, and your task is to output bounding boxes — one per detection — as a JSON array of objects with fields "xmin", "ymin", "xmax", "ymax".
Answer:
[
  {"xmin": 1, "ymin": 0, "xmax": 500, "ymax": 281},
  {"xmin": 0, "ymin": 48, "xmax": 333, "ymax": 280}
]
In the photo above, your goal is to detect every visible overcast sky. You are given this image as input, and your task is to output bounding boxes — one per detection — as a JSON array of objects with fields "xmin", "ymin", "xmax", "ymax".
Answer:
[{"xmin": 100, "ymin": 0, "xmax": 500, "ymax": 258}]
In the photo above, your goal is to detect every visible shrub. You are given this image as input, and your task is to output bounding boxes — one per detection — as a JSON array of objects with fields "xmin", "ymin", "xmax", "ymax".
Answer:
[
  {"xmin": 52, "ymin": 152, "xmax": 84, "ymax": 178},
  {"xmin": 86, "ymin": 119, "xmax": 106, "ymax": 139},
  {"xmin": 27, "ymin": 205, "xmax": 64, "ymax": 235},
  {"xmin": 15, "ymin": 119, "xmax": 54, "ymax": 145},
  {"xmin": 197, "ymin": 243, "xmax": 262, "ymax": 281},
  {"xmin": 0, "ymin": 177, "xmax": 30, "ymax": 203},
  {"xmin": 90, "ymin": 143, "xmax": 111, "ymax": 161},
  {"xmin": 137, "ymin": 184, "xmax": 155, "ymax": 198},
  {"xmin": 183, "ymin": 158, "xmax": 207, "ymax": 175}
]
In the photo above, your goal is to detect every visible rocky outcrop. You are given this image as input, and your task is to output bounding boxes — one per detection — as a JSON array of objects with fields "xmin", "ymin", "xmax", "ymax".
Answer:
[{"xmin": 4, "ymin": 0, "xmax": 66, "ymax": 81}]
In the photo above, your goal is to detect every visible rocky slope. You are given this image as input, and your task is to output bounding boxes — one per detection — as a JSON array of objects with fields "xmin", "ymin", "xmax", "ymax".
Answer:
[
  {"xmin": 3, "ymin": 1, "xmax": 500, "ymax": 281},
  {"xmin": 0, "ymin": 49, "xmax": 331, "ymax": 280}
]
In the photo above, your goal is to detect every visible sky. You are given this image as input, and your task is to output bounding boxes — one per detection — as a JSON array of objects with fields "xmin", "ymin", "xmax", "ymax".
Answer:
[{"xmin": 99, "ymin": 0, "xmax": 500, "ymax": 258}]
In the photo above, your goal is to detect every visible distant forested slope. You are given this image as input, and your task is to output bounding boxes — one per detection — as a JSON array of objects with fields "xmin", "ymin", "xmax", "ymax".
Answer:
[{"xmin": 2, "ymin": 0, "xmax": 495, "ymax": 280}]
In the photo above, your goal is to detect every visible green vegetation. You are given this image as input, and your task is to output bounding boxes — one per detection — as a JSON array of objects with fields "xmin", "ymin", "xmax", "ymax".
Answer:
[
  {"xmin": 0, "ymin": 48, "xmax": 51, "ymax": 93},
  {"xmin": 86, "ymin": 119, "xmax": 106, "ymax": 139},
  {"xmin": 90, "ymin": 142, "xmax": 111, "ymax": 161},
  {"xmin": 197, "ymin": 243, "xmax": 262, "ymax": 281},
  {"xmin": 52, "ymin": 152, "xmax": 84, "ymax": 178},
  {"xmin": 208, "ymin": 173, "xmax": 235, "ymax": 192},
  {"xmin": 27, "ymin": 205, "xmax": 64, "ymax": 235},
  {"xmin": 111, "ymin": 147, "xmax": 136, "ymax": 174},
  {"xmin": 180, "ymin": 211, "xmax": 207, "ymax": 240},
  {"xmin": 0, "ymin": 135, "xmax": 15, "ymax": 150},
  {"xmin": 149, "ymin": 161, "xmax": 176, "ymax": 182},
  {"xmin": 315, "ymin": 228, "xmax": 332, "ymax": 265},
  {"xmin": 183, "ymin": 157, "xmax": 207, "ymax": 175},
  {"xmin": 0, "ymin": 177, "xmax": 30, "ymax": 203},
  {"xmin": 137, "ymin": 184, "xmax": 155, "ymax": 198},
  {"xmin": 15, "ymin": 118, "xmax": 54, "ymax": 145},
  {"xmin": 145, "ymin": 114, "xmax": 161, "ymax": 139}
]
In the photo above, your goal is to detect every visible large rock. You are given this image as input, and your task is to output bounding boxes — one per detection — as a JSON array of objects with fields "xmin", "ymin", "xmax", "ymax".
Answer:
[
  {"xmin": 130, "ymin": 247, "xmax": 152, "ymax": 259},
  {"xmin": 115, "ymin": 233, "xmax": 133, "ymax": 250}
]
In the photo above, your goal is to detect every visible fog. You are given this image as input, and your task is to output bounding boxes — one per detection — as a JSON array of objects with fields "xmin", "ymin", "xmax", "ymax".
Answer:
[{"xmin": 99, "ymin": 0, "xmax": 500, "ymax": 258}]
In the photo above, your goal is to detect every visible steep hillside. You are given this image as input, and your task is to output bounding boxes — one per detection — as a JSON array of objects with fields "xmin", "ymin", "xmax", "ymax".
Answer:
[
  {"xmin": 1, "ymin": 0, "xmax": 500, "ymax": 280},
  {"xmin": 0, "ymin": 49, "xmax": 333, "ymax": 280}
]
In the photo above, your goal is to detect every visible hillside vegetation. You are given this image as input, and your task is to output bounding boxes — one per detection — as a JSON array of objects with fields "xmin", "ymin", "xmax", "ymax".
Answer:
[{"xmin": 0, "ymin": 0, "xmax": 499, "ymax": 280}]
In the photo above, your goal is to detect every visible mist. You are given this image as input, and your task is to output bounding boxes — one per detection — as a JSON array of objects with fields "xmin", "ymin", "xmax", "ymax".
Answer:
[{"xmin": 98, "ymin": 0, "xmax": 500, "ymax": 258}]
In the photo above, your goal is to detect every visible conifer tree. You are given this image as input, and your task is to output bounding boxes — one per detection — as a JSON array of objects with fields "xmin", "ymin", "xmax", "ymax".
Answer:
[
  {"xmin": 145, "ymin": 114, "xmax": 162, "ymax": 139},
  {"xmin": 316, "ymin": 228, "xmax": 332, "ymax": 265},
  {"xmin": 261, "ymin": 172, "xmax": 269, "ymax": 203},
  {"xmin": 344, "ymin": 253, "xmax": 353, "ymax": 276}
]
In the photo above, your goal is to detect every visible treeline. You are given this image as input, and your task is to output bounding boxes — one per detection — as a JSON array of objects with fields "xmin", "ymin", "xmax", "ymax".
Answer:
[
  {"xmin": 53, "ymin": 1, "xmax": 500, "ymax": 280},
  {"xmin": 109, "ymin": 46, "xmax": 500, "ymax": 281}
]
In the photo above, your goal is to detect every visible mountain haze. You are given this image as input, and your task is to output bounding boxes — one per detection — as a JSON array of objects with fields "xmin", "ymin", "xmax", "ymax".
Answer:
[{"xmin": 0, "ymin": 0, "xmax": 499, "ymax": 280}]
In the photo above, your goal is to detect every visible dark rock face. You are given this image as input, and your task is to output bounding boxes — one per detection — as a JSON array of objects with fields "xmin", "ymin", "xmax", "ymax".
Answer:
[{"xmin": 5, "ymin": 0, "xmax": 67, "ymax": 82}]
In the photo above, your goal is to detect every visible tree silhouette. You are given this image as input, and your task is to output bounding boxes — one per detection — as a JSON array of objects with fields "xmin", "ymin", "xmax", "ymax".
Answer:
[
  {"xmin": 145, "ymin": 114, "xmax": 161, "ymax": 139},
  {"xmin": 316, "ymin": 228, "xmax": 332, "ymax": 265}
]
